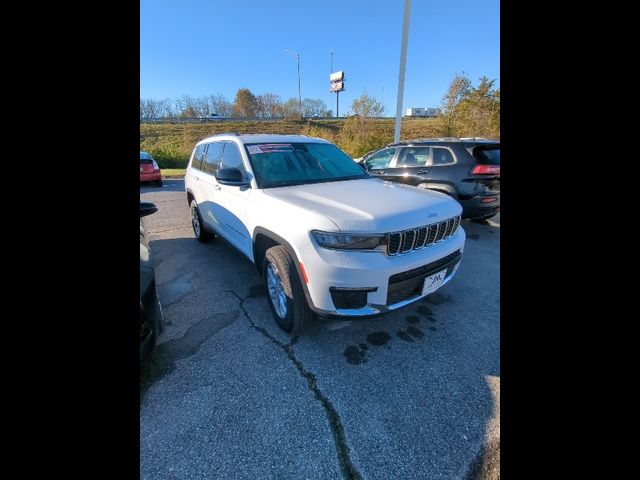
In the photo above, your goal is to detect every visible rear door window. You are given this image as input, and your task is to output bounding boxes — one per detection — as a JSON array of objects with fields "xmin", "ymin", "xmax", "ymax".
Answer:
[
  {"xmin": 191, "ymin": 144, "xmax": 206, "ymax": 170},
  {"xmin": 431, "ymin": 147, "xmax": 456, "ymax": 165},
  {"xmin": 396, "ymin": 147, "xmax": 430, "ymax": 167},
  {"xmin": 202, "ymin": 142, "xmax": 223, "ymax": 175}
]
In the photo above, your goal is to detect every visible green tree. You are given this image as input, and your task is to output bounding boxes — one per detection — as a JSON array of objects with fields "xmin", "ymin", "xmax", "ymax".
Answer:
[
  {"xmin": 350, "ymin": 92, "xmax": 385, "ymax": 117},
  {"xmin": 439, "ymin": 73, "xmax": 472, "ymax": 136},
  {"xmin": 232, "ymin": 88, "xmax": 258, "ymax": 117}
]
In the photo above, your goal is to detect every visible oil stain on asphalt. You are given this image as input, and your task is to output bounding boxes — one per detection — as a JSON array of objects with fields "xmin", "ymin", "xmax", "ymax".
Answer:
[
  {"xmin": 406, "ymin": 326, "xmax": 425, "ymax": 338},
  {"xmin": 343, "ymin": 345, "xmax": 368, "ymax": 365},
  {"xmin": 406, "ymin": 315, "xmax": 420, "ymax": 324},
  {"xmin": 344, "ymin": 333, "xmax": 392, "ymax": 365},
  {"xmin": 396, "ymin": 330, "xmax": 414, "ymax": 342},
  {"xmin": 366, "ymin": 331, "xmax": 391, "ymax": 346}
]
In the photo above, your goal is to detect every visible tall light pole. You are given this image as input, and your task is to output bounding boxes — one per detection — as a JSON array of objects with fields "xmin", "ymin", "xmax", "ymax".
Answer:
[
  {"xmin": 285, "ymin": 49, "xmax": 302, "ymax": 117},
  {"xmin": 394, "ymin": 0, "xmax": 412, "ymax": 143}
]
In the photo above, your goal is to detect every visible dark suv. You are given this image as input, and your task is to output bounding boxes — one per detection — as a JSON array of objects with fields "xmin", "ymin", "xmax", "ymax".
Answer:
[{"xmin": 358, "ymin": 138, "xmax": 500, "ymax": 220}]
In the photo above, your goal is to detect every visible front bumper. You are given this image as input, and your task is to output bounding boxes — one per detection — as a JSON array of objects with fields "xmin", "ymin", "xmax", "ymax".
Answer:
[{"xmin": 300, "ymin": 226, "xmax": 465, "ymax": 317}]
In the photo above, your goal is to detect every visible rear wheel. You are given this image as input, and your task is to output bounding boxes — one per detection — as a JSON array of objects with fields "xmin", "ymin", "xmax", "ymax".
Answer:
[
  {"xmin": 155, "ymin": 179, "xmax": 163, "ymax": 187},
  {"xmin": 263, "ymin": 245, "xmax": 312, "ymax": 334},
  {"xmin": 190, "ymin": 200, "xmax": 213, "ymax": 242}
]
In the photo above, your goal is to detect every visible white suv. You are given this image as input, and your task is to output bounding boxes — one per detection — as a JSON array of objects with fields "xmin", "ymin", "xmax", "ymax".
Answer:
[{"xmin": 185, "ymin": 134, "xmax": 465, "ymax": 333}]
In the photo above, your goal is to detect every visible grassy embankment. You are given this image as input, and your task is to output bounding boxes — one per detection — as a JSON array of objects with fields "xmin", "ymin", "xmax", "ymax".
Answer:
[{"xmin": 141, "ymin": 118, "xmax": 443, "ymax": 172}]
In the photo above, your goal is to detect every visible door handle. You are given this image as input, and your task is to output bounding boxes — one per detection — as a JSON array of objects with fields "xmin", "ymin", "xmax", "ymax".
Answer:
[{"xmin": 416, "ymin": 170, "xmax": 429, "ymax": 174}]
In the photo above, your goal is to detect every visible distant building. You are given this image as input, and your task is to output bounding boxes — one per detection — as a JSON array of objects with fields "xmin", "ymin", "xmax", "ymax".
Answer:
[{"xmin": 405, "ymin": 107, "xmax": 441, "ymax": 118}]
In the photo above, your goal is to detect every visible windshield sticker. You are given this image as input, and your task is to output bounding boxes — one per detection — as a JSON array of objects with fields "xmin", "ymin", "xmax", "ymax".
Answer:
[
  {"xmin": 253, "ymin": 144, "xmax": 294, "ymax": 153},
  {"xmin": 247, "ymin": 145, "xmax": 262, "ymax": 154}
]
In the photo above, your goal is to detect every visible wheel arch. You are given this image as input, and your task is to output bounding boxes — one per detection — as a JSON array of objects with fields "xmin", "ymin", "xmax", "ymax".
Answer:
[{"xmin": 252, "ymin": 227, "xmax": 316, "ymax": 312}]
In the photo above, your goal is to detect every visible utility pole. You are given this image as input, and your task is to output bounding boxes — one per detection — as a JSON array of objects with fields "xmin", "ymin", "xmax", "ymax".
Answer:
[
  {"xmin": 285, "ymin": 49, "xmax": 302, "ymax": 117},
  {"xmin": 394, "ymin": 0, "xmax": 412, "ymax": 142}
]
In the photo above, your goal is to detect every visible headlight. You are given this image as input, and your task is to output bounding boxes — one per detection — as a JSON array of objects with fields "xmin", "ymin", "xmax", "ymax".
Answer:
[
  {"xmin": 152, "ymin": 160, "xmax": 160, "ymax": 170},
  {"xmin": 312, "ymin": 230, "xmax": 385, "ymax": 250}
]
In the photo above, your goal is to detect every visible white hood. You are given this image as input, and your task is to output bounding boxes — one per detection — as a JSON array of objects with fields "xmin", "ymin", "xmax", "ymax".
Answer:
[{"xmin": 263, "ymin": 178, "xmax": 462, "ymax": 232}]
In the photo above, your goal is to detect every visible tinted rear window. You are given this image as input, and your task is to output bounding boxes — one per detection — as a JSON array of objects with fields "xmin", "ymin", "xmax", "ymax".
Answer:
[{"xmin": 473, "ymin": 146, "xmax": 500, "ymax": 165}]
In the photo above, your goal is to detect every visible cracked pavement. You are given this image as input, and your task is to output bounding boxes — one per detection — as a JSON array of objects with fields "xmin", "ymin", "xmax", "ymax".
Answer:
[{"xmin": 140, "ymin": 180, "xmax": 500, "ymax": 479}]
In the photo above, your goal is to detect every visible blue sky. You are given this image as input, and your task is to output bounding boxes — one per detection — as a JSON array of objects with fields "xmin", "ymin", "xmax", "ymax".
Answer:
[{"xmin": 140, "ymin": 0, "xmax": 499, "ymax": 115}]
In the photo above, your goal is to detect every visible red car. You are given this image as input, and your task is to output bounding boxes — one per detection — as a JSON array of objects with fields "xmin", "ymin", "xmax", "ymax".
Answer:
[{"xmin": 140, "ymin": 151, "xmax": 162, "ymax": 187}]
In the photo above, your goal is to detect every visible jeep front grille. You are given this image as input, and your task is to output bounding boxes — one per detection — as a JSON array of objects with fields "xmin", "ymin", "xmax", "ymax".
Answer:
[{"xmin": 386, "ymin": 215, "xmax": 461, "ymax": 256}]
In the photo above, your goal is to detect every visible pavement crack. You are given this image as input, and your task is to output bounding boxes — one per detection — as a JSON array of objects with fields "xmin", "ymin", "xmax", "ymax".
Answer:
[{"xmin": 229, "ymin": 290, "xmax": 362, "ymax": 480}]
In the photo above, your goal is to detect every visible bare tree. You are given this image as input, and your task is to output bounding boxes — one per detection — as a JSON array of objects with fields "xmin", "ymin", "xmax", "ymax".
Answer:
[
  {"xmin": 281, "ymin": 97, "xmax": 301, "ymax": 118},
  {"xmin": 157, "ymin": 98, "xmax": 176, "ymax": 118},
  {"xmin": 208, "ymin": 94, "xmax": 232, "ymax": 117},
  {"xmin": 256, "ymin": 93, "xmax": 283, "ymax": 118},
  {"xmin": 301, "ymin": 98, "xmax": 328, "ymax": 117}
]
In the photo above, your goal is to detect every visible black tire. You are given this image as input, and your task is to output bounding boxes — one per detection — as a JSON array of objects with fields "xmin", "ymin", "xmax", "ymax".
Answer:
[
  {"xmin": 263, "ymin": 245, "xmax": 312, "ymax": 334},
  {"xmin": 190, "ymin": 200, "xmax": 213, "ymax": 242},
  {"xmin": 471, "ymin": 213, "xmax": 497, "ymax": 223},
  {"xmin": 155, "ymin": 179, "xmax": 163, "ymax": 187}
]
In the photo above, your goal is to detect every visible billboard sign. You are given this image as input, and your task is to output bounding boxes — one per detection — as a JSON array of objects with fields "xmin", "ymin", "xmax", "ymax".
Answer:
[
  {"xmin": 330, "ymin": 71, "xmax": 344, "ymax": 82},
  {"xmin": 330, "ymin": 81, "xmax": 344, "ymax": 92}
]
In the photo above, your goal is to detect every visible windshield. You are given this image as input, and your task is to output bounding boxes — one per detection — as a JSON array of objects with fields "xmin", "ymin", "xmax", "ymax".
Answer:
[{"xmin": 245, "ymin": 142, "xmax": 368, "ymax": 188}]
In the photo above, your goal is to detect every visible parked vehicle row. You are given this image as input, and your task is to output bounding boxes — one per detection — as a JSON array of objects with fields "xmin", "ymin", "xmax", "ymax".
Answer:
[
  {"xmin": 356, "ymin": 138, "xmax": 500, "ymax": 221},
  {"xmin": 184, "ymin": 134, "xmax": 466, "ymax": 334}
]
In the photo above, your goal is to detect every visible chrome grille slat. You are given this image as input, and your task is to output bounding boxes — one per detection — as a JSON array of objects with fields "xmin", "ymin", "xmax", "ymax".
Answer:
[
  {"xmin": 402, "ymin": 229, "xmax": 416, "ymax": 252},
  {"xmin": 434, "ymin": 221, "xmax": 444, "ymax": 242},
  {"xmin": 444, "ymin": 218, "xmax": 454, "ymax": 237},
  {"xmin": 415, "ymin": 227, "xmax": 427, "ymax": 249},
  {"xmin": 387, "ymin": 232, "xmax": 401, "ymax": 255},
  {"xmin": 385, "ymin": 215, "xmax": 461, "ymax": 256}
]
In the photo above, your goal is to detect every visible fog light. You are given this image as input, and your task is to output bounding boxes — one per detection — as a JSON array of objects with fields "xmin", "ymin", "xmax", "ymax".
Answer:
[{"xmin": 329, "ymin": 287, "xmax": 377, "ymax": 309}]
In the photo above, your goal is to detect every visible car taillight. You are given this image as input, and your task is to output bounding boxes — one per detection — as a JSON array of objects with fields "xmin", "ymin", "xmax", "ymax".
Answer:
[
  {"xmin": 152, "ymin": 160, "xmax": 160, "ymax": 171},
  {"xmin": 472, "ymin": 164, "xmax": 500, "ymax": 175}
]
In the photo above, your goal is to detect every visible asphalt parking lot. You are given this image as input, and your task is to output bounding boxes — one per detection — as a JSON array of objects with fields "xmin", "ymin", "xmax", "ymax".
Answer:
[{"xmin": 140, "ymin": 179, "xmax": 500, "ymax": 480}]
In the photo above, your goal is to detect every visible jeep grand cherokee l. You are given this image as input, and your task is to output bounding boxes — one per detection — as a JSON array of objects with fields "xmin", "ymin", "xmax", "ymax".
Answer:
[
  {"xmin": 358, "ymin": 138, "xmax": 500, "ymax": 221},
  {"xmin": 185, "ymin": 134, "xmax": 465, "ymax": 334}
]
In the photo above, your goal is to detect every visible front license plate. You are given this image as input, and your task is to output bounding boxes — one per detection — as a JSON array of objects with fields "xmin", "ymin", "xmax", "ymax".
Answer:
[{"xmin": 422, "ymin": 269, "xmax": 448, "ymax": 296}]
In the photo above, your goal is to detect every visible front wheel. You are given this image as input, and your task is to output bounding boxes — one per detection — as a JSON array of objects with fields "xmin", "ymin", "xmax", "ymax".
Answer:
[
  {"xmin": 263, "ymin": 245, "xmax": 312, "ymax": 334},
  {"xmin": 190, "ymin": 200, "xmax": 213, "ymax": 242}
]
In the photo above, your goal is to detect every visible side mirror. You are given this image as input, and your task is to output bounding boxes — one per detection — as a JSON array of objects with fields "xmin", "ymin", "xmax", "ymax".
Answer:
[
  {"xmin": 140, "ymin": 202, "xmax": 158, "ymax": 218},
  {"xmin": 358, "ymin": 161, "xmax": 369, "ymax": 172},
  {"xmin": 216, "ymin": 167, "xmax": 251, "ymax": 187}
]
